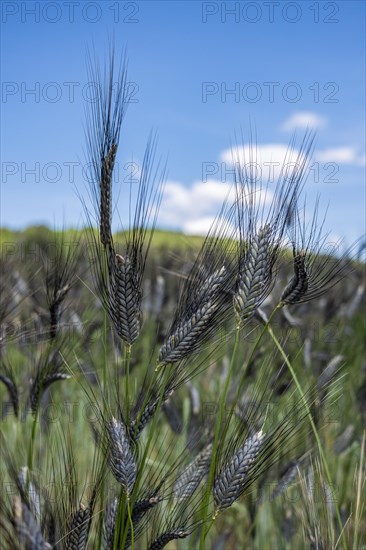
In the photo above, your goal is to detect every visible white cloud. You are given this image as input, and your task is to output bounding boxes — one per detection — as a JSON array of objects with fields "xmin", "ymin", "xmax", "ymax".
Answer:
[
  {"xmin": 281, "ymin": 111, "xmax": 327, "ymax": 131},
  {"xmin": 159, "ymin": 179, "xmax": 236, "ymax": 231},
  {"xmin": 157, "ymin": 138, "xmax": 364, "ymax": 237},
  {"xmin": 316, "ymin": 146, "xmax": 365, "ymax": 165},
  {"xmin": 161, "ymin": 179, "xmax": 235, "ymax": 216},
  {"xmin": 358, "ymin": 154, "xmax": 366, "ymax": 166},
  {"xmin": 183, "ymin": 216, "xmax": 240, "ymax": 237},
  {"xmin": 221, "ymin": 143, "xmax": 305, "ymax": 183},
  {"xmin": 183, "ymin": 216, "xmax": 222, "ymax": 236},
  {"xmin": 221, "ymin": 144, "xmax": 293, "ymax": 166},
  {"xmin": 159, "ymin": 178, "xmax": 277, "ymax": 236}
]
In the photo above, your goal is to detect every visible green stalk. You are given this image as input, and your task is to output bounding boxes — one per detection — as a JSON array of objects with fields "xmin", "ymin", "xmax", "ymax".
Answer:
[
  {"xmin": 353, "ymin": 431, "xmax": 365, "ymax": 550},
  {"xmin": 120, "ymin": 366, "xmax": 172, "ymax": 549},
  {"xmin": 227, "ymin": 306, "xmax": 281, "ymax": 427},
  {"xmin": 26, "ymin": 341, "xmax": 54, "ymax": 498},
  {"xmin": 102, "ymin": 250, "xmax": 108, "ymax": 405},
  {"xmin": 266, "ymin": 321, "xmax": 347, "ymax": 550},
  {"xmin": 130, "ymin": 365, "xmax": 171, "ymax": 492},
  {"xmin": 199, "ymin": 324, "xmax": 240, "ymax": 548},
  {"xmin": 97, "ymin": 248, "xmax": 109, "ymax": 550},
  {"xmin": 113, "ymin": 489, "xmax": 127, "ymax": 550},
  {"xmin": 26, "ymin": 408, "xmax": 39, "ymax": 498},
  {"xmin": 127, "ymin": 498, "xmax": 135, "ymax": 549},
  {"xmin": 199, "ymin": 305, "xmax": 282, "ymax": 547}
]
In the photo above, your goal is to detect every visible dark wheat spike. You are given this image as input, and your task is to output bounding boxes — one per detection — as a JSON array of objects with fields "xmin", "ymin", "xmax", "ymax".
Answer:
[
  {"xmin": 107, "ymin": 417, "xmax": 137, "ymax": 494},
  {"xmin": 66, "ymin": 504, "xmax": 91, "ymax": 550},
  {"xmin": 85, "ymin": 47, "xmax": 129, "ymax": 248},
  {"xmin": 281, "ymin": 250, "xmax": 308, "ymax": 304},
  {"xmin": 49, "ymin": 283, "xmax": 71, "ymax": 339},
  {"xmin": 129, "ymin": 392, "xmax": 165, "ymax": 442},
  {"xmin": 30, "ymin": 371, "xmax": 71, "ymax": 414},
  {"xmin": 103, "ymin": 497, "xmax": 117, "ymax": 550},
  {"xmin": 158, "ymin": 267, "xmax": 227, "ymax": 365},
  {"xmin": 123, "ymin": 496, "xmax": 163, "ymax": 549},
  {"xmin": 158, "ymin": 266, "xmax": 228, "ymax": 367},
  {"xmin": 49, "ymin": 303, "xmax": 61, "ymax": 340},
  {"xmin": 129, "ymin": 399, "xmax": 160, "ymax": 441},
  {"xmin": 129, "ymin": 388, "xmax": 174, "ymax": 441},
  {"xmin": 283, "ymin": 197, "xmax": 363, "ymax": 305},
  {"xmin": 213, "ymin": 430, "xmax": 265, "ymax": 510},
  {"xmin": 44, "ymin": 235, "xmax": 79, "ymax": 341},
  {"xmin": 162, "ymin": 399, "xmax": 183, "ymax": 434},
  {"xmin": 234, "ymin": 225, "xmax": 273, "ymax": 324},
  {"xmin": 0, "ymin": 363, "xmax": 18, "ymax": 417},
  {"xmin": 100, "ymin": 143, "xmax": 117, "ymax": 246},
  {"xmin": 132, "ymin": 496, "xmax": 161, "ymax": 524},
  {"xmin": 195, "ymin": 266, "xmax": 227, "ymax": 304},
  {"xmin": 174, "ymin": 443, "xmax": 213, "ymax": 498},
  {"xmin": 158, "ymin": 301, "xmax": 217, "ymax": 365},
  {"xmin": 13, "ymin": 496, "xmax": 46, "ymax": 550},
  {"xmin": 148, "ymin": 529, "xmax": 189, "ymax": 550},
  {"xmin": 110, "ymin": 254, "xmax": 142, "ymax": 345}
]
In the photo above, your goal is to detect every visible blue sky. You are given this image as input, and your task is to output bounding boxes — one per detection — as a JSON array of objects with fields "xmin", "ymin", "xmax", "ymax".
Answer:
[{"xmin": 1, "ymin": 0, "xmax": 365, "ymax": 245}]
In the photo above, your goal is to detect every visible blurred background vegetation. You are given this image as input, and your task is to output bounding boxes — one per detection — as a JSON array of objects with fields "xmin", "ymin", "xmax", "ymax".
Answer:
[{"xmin": 0, "ymin": 224, "xmax": 365, "ymax": 549}]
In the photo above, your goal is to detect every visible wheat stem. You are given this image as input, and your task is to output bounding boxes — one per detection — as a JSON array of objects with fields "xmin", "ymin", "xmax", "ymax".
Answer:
[
  {"xmin": 102, "ymin": 250, "xmax": 108, "ymax": 403},
  {"xmin": 199, "ymin": 304, "xmax": 282, "ymax": 545},
  {"xmin": 26, "ymin": 394, "xmax": 41, "ymax": 499},
  {"xmin": 127, "ymin": 366, "xmax": 172, "ymax": 509},
  {"xmin": 353, "ymin": 431, "xmax": 365, "ymax": 550},
  {"xmin": 97, "ymin": 249, "xmax": 109, "ymax": 550},
  {"xmin": 127, "ymin": 498, "xmax": 135, "ymax": 550},
  {"xmin": 199, "ymin": 324, "xmax": 240, "ymax": 549},
  {"xmin": 266, "ymin": 322, "xmax": 347, "ymax": 550},
  {"xmin": 113, "ymin": 489, "xmax": 127, "ymax": 550},
  {"xmin": 221, "ymin": 304, "xmax": 282, "ymax": 462}
]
